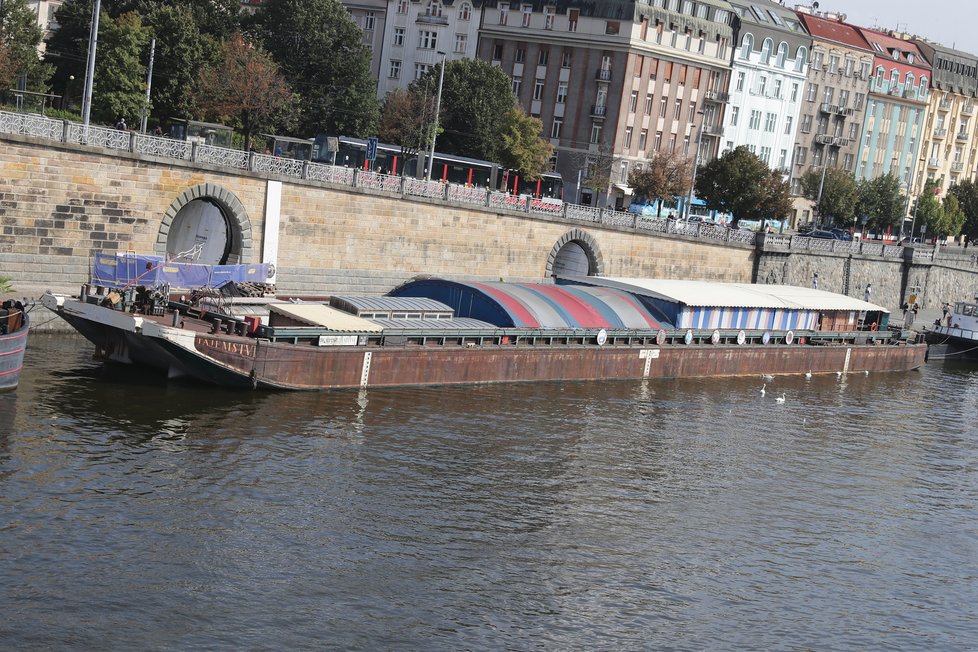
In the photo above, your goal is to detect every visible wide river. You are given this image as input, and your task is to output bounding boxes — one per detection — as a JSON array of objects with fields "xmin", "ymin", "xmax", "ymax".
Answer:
[{"xmin": 2, "ymin": 334, "xmax": 976, "ymax": 650}]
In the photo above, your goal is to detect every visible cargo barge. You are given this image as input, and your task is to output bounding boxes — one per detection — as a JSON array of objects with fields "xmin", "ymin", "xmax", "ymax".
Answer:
[{"xmin": 39, "ymin": 252, "xmax": 926, "ymax": 391}]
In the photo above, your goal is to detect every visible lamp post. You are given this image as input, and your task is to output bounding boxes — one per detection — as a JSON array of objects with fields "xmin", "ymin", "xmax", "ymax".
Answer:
[
  {"xmin": 814, "ymin": 164, "xmax": 827, "ymax": 228},
  {"xmin": 425, "ymin": 51, "xmax": 447, "ymax": 181},
  {"xmin": 682, "ymin": 113, "xmax": 705, "ymax": 221},
  {"xmin": 81, "ymin": 0, "xmax": 102, "ymax": 129}
]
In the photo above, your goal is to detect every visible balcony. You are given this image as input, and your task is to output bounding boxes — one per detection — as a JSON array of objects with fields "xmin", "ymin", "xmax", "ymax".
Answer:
[
  {"xmin": 952, "ymin": 161, "xmax": 965, "ymax": 172},
  {"xmin": 416, "ymin": 13, "xmax": 449, "ymax": 25},
  {"xmin": 933, "ymin": 127, "xmax": 947, "ymax": 139},
  {"xmin": 702, "ymin": 124, "xmax": 724, "ymax": 137},
  {"xmin": 939, "ymin": 98, "xmax": 953, "ymax": 111},
  {"xmin": 590, "ymin": 104, "xmax": 607, "ymax": 118},
  {"xmin": 814, "ymin": 133, "xmax": 836, "ymax": 146},
  {"xmin": 927, "ymin": 157, "xmax": 941, "ymax": 168},
  {"xmin": 819, "ymin": 102, "xmax": 833, "ymax": 114},
  {"xmin": 957, "ymin": 131, "xmax": 969, "ymax": 141},
  {"xmin": 704, "ymin": 90, "xmax": 730, "ymax": 103},
  {"xmin": 595, "ymin": 68, "xmax": 611, "ymax": 82}
]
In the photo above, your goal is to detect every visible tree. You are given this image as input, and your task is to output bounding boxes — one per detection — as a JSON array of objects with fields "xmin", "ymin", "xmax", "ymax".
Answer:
[
  {"xmin": 799, "ymin": 166, "xmax": 858, "ymax": 227},
  {"xmin": 948, "ymin": 180, "xmax": 978, "ymax": 242},
  {"xmin": 378, "ymin": 87, "xmax": 432, "ymax": 173},
  {"xmin": 194, "ymin": 33, "xmax": 296, "ymax": 152},
  {"xmin": 414, "ymin": 58, "xmax": 515, "ymax": 162},
  {"xmin": 694, "ymin": 146, "xmax": 790, "ymax": 226},
  {"xmin": 247, "ymin": 0, "xmax": 379, "ymax": 137},
  {"xmin": 47, "ymin": 1, "xmax": 233, "ymax": 124},
  {"xmin": 855, "ymin": 173, "xmax": 905, "ymax": 233},
  {"xmin": 943, "ymin": 192, "xmax": 966, "ymax": 238},
  {"xmin": 90, "ymin": 11, "xmax": 151, "ymax": 125},
  {"xmin": 496, "ymin": 106, "xmax": 553, "ymax": 181},
  {"xmin": 0, "ymin": 0, "xmax": 52, "ymax": 95},
  {"xmin": 627, "ymin": 150, "xmax": 692, "ymax": 216},
  {"xmin": 914, "ymin": 180, "xmax": 945, "ymax": 238}
]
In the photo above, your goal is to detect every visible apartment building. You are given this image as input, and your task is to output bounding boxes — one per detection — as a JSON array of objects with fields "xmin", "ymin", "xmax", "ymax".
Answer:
[
  {"xmin": 912, "ymin": 40, "xmax": 978, "ymax": 196},
  {"xmin": 791, "ymin": 9, "xmax": 874, "ymax": 226},
  {"xmin": 852, "ymin": 27, "xmax": 930, "ymax": 209},
  {"xmin": 723, "ymin": 0, "xmax": 810, "ymax": 178},
  {"xmin": 27, "ymin": 0, "xmax": 63, "ymax": 52},
  {"xmin": 343, "ymin": 0, "xmax": 391, "ymax": 85},
  {"xmin": 477, "ymin": 0, "xmax": 733, "ymax": 208},
  {"xmin": 373, "ymin": 0, "xmax": 483, "ymax": 99}
]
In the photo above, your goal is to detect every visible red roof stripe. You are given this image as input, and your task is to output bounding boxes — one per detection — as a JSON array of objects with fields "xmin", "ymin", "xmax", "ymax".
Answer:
[
  {"xmin": 520, "ymin": 284, "xmax": 611, "ymax": 328},
  {"xmin": 470, "ymin": 282, "xmax": 540, "ymax": 327}
]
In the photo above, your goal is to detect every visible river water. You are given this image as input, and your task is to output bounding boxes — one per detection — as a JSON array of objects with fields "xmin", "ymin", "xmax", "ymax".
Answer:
[{"xmin": 2, "ymin": 334, "xmax": 976, "ymax": 650}]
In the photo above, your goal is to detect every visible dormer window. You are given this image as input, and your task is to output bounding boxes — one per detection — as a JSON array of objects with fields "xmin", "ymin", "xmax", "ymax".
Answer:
[
  {"xmin": 908, "ymin": 53, "xmax": 915, "ymax": 64},
  {"xmin": 892, "ymin": 49, "xmax": 900, "ymax": 61}
]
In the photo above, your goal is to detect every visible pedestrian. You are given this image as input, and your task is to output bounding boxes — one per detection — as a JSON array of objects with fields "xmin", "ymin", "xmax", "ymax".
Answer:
[
  {"xmin": 115, "ymin": 116, "xmax": 127, "ymax": 131},
  {"xmin": 864, "ymin": 283, "xmax": 872, "ymax": 302},
  {"xmin": 943, "ymin": 302, "xmax": 951, "ymax": 324},
  {"xmin": 812, "ymin": 271, "xmax": 818, "ymax": 290}
]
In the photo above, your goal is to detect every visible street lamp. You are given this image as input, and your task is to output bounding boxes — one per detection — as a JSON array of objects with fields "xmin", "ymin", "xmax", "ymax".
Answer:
[
  {"xmin": 425, "ymin": 51, "xmax": 447, "ymax": 181},
  {"xmin": 81, "ymin": 0, "xmax": 102, "ymax": 129},
  {"xmin": 814, "ymin": 164, "xmax": 827, "ymax": 228},
  {"xmin": 682, "ymin": 112, "xmax": 705, "ymax": 221}
]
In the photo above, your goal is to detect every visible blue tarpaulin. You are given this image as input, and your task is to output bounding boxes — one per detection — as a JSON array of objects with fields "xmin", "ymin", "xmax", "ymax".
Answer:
[{"xmin": 91, "ymin": 252, "xmax": 273, "ymax": 289}]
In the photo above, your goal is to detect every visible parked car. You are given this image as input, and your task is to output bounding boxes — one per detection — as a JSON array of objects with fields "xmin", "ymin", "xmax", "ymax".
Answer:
[{"xmin": 830, "ymin": 228, "xmax": 853, "ymax": 241}]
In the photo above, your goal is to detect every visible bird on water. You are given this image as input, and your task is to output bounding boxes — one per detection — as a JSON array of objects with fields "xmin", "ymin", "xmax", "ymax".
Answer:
[
  {"xmin": 776, "ymin": 393, "xmax": 786, "ymax": 404},
  {"xmin": 760, "ymin": 384, "xmax": 766, "ymax": 396},
  {"xmin": 804, "ymin": 370, "xmax": 812, "ymax": 380}
]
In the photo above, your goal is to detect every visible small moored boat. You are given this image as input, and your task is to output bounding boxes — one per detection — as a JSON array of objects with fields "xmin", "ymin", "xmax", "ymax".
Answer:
[{"xmin": 0, "ymin": 300, "xmax": 29, "ymax": 391}]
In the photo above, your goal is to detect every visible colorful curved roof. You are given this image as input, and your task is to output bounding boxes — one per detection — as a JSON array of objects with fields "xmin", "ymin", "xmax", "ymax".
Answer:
[{"xmin": 391, "ymin": 279, "xmax": 662, "ymax": 330}]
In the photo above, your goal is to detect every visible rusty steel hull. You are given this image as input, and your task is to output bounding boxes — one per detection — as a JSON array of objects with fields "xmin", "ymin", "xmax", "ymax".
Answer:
[{"xmin": 162, "ymin": 332, "xmax": 926, "ymax": 390}]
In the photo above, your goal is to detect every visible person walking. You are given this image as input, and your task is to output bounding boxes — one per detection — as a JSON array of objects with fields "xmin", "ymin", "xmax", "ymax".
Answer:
[
  {"xmin": 812, "ymin": 271, "xmax": 818, "ymax": 290},
  {"xmin": 864, "ymin": 283, "xmax": 872, "ymax": 303},
  {"xmin": 115, "ymin": 117, "xmax": 127, "ymax": 131}
]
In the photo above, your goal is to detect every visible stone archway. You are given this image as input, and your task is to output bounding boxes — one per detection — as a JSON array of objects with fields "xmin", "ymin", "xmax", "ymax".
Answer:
[
  {"xmin": 546, "ymin": 228, "xmax": 603, "ymax": 277},
  {"xmin": 156, "ymin": 183, "xmax": 252, "ymax": 264}
]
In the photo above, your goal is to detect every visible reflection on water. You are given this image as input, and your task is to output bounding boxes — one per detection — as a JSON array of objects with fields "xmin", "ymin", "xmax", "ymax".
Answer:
[{"xmin": 2, "ymin": 334, "xmax": 977, "ymax": 650}]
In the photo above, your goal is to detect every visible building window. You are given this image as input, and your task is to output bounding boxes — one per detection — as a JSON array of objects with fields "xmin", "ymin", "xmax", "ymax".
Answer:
[
  {"xmin": 545, "ymin": 6, "xmax": 555, "ymax": 29},
  {"xmin": 674, "ymin": 98, "xmax": 682, "ymax": 119},
  {"xmin": 687, "ymin": 102, "xmax": 696, "ymax": 123},
  {"xmin": 659, "ymin": 97, "xmax": 667, "ymax": 118},
  {"xmin": 521, "ymin": 4, "xmax": 532, "ymax": 27},
  {"xmin": 801, "ymin": 114, "xmax": 812, "ymax": 132},
  {"xmin": 644, "ymin": 93, "xmax": 652, "ymax": 115},
  {"xmin": 551, "ymin": 118, "xmax": 563, "ymax": 139},
  {"xmin": 736, "ymin": 71, "xmax": 745, "ymax": 92},
  {"xmin": 590, "ymin": 124, "xmax": 602, "ymax": 144},
  {"xmin": 765, "ymin": 112, "xmax": 776, "ymax": 132},
  {"xmin": 568, "ymin": 9, "xmax": 579, "ymax": 32},
  {"xmin": 492, "ymin": 42, "xmax": 503, "ymax": 60},
  {"xmin": 533, "ymin": 80, "xmax": 545, "ymax": 101},
  {"xmin": 683, "ymin": 134, "xmax": 690, "ymax": 155},
  {"xmin": 538, "ymin": 49, "xmax": 549, "ymax": 65},
  {"xmin": 397, "ymin": 0, "xmax": 408, "ymax": 14},
  {"xmin": 749, "ymin": 110, "xmax": 761, "ymax": 129},
  {"xmin": 639, "ymin": 129, "xmax": 648, "ymax": 150},
  {"xmin": 624, "ymin": 126, "xmax": 633, "ymax": 148},
  {"xmin": 806, "ymin": 82, "xmax": 817, "ymax": 102},
  {"xmin": 414, "ymin": 63, "xmax": 430, "ymax": 79},
  {"xmin": 773, "ymin": 79, "xmax": 782, "ymax": 98},
  {"xmin": 512, "ymin": 76, "xmax": 522, "ymax": 95},
  {"xmin": 499, "ymin": 5, "xmax": 508, "ymax": 24},
  {"xmin": 561, "ymin": 49, "xmax": 572, "ymax": 67},
  {"xmin": 778, "ymin": 149, "xmax": 787, "ymax": 169},
  {"xmin": 393, "ymin": 27, "xmax": 404, "ymax": 47},
  {"xmin": 654, "ymin": 131, "xmax": 662, "ymax": 151},
  {"xmin": 730, "ymin": 106, "xmax": 739, "ymax": 126},
  {"xmin": 758, "ymin": 76, "xmax": 767, "ymax": 96},
  {"xmin": 760, "ymin": 146, "xmax": 771, "ymax": 163},
  {"xmin": 419, "ymin": 31, "xmax": 437, "ymax": 49},
  {"xmin": 668, "ymin": 133, "xmax": 676, "ymax": 152},
  {"xmin": 454, "ymin": 34, "xmax": 467, "ymax": 53},
  {"xmin": 515, "ymin": 47, "xmax": 525, "ymax": 63},
  {"xmin": 630, "ymin": 90, "xmax": 639, "ymax": 112},
  {"xmin": 459, "ymin": 2, "xmax": 471, "ymax": 21},
  {"xmin": 389, "ymin": 60, "xmax": 401, "ymax": 79},
  {"xmin": 619, "ymin": 161, "xmax": 628, "ymax": 184},
  {"xmin": 364, "ymin": 12, "xmax": 375, "ymax": 30},
  {"xmin": 606, "ymin": 21, "xmax": 620, "ymax": 35},
  {"xmin": 556, "ymin": 83, "xmax": 568, "ymax": 104},
  {"xmin": 784, "ymin": 115, "xmax": 793, "ymax": 135},
  {"xmin": 425, "ymin": 1, "xmax": 443, "ymax": 17},
  {"xmin": 790, "ymin": 83, "xmax": 798, "ymax": 102}
]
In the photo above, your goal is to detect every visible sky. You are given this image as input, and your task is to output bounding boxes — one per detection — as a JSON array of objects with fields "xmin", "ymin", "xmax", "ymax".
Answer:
[{"xmin": 829, "ymin": 0, "xmax": 977, "ymax": 54}]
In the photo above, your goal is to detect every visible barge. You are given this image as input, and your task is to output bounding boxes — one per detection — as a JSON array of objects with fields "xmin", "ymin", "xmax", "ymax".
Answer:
[
  {"xmin": 40, "ymin": 253, "xmax": 926, "ymax": 391},
  {"xmin": 925, "ymin": 293, "xmax": 978, "ymax": 360}
]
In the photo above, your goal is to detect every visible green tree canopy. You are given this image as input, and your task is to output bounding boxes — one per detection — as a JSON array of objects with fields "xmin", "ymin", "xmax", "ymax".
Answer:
[
  {"xmin": 496, "ymin": 106, "xmax": 553, "ymax": 181},
  {"xmin": 92, "ymin": 11, "xmax": 151, "ymax": 125},
  {"xmin": 627, "ymin": 150, "xmax": 692, "ymax": 216},
  {"xmin": 799, "ymin": 166, "xmax": 858, "ymax": 227},
  {"xmin": 194, "ymin": 33, "xmax": 296, "ymax": 152},
  {"xmin": 855, "ymin": 173, "xmax": 905, "ymax": 233},
  {"xmin": 948, "ymin": 180, "xmax": 978, "ymax": 242},
  {"xmin": 942, "ymin": 192, "xmax": 966, "ymax": 238},
  {"xmin": 378, "ymin": 87, "xmax": 432, "ymax": 170},
  {"xmin": 0, "ymin": 0, "xmax": 51, "ymax": 94},
  {"xmin": 414, "ymin": 58, "xmax": 515, "ymax": 162},
  {"xmin": 694, "ymin": 146, "xmax": 790, "ymax": 226},
  {"xmin": 247, "ymin": 0, "xmax": 379, "ymax": 138}
]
